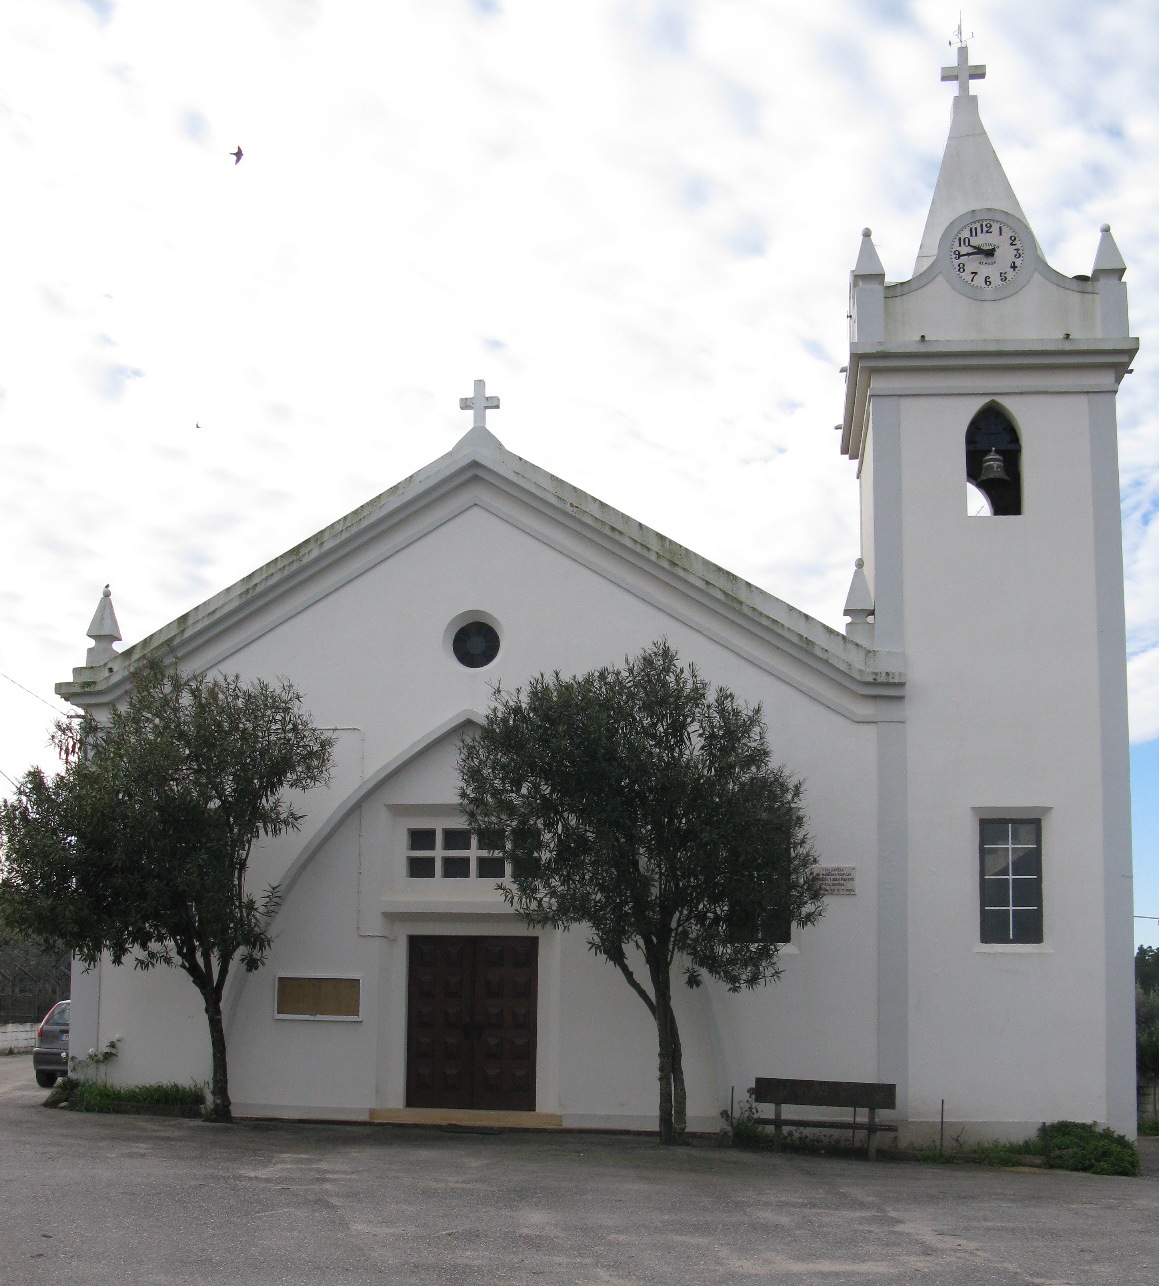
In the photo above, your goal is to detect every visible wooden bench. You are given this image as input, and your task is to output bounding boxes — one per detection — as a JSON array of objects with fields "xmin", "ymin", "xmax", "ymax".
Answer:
[{"xmin": 753, "ymin": 1077, "xmax": 897, "ymax": 1159}]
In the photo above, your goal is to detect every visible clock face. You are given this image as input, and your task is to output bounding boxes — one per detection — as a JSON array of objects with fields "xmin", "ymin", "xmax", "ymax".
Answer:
[{"xmin": 941, "ymin": 211, "xmax": 1036, "ymax": 299}]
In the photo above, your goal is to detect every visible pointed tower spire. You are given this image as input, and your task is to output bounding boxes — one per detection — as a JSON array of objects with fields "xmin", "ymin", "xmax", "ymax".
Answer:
[
  {"xmin": 85, "ymin": 585, "xmax": 122, "ymax": 666},
  {"xmin": 913, "ymin": 44, "xmax": 1028, "ymax": 276}
]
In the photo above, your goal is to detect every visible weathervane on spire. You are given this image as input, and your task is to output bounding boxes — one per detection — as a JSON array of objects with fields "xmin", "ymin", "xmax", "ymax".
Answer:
[{"xmin": 942, "ymin": 17, "xmax": 985, "ymax": 96}]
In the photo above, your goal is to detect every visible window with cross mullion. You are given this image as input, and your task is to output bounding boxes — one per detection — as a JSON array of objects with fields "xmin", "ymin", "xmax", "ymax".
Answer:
[
  {"xmin": 406, "ymin": 826, "xmax": 507, "ymax": 880},
  {"xmin": 979, "ymin": 818, "xmax": 1042, "ymax": 944}
]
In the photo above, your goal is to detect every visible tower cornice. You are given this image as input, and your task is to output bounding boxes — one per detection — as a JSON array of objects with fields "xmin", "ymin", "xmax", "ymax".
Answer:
[{"xmin": 840, "ymin": 338, "xmax": 1139, "ymax": 458}]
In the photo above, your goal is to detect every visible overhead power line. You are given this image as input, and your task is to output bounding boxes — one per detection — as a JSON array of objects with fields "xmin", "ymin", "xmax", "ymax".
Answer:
[{"xmin": 0, "ymin": 670, "xmax": 70, "ymax": 714}]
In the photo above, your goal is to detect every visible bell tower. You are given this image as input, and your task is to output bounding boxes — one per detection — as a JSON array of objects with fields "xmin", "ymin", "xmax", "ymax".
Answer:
[{"xmin": 841, "ymin": 45, "xmax": 1138, "ymax": 1138}]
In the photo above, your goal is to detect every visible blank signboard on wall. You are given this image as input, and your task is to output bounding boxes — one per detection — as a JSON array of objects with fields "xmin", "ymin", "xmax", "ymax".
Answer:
[{"xmin": 275, "ymin": 975, "xmax": 361, "ymax": 1020}]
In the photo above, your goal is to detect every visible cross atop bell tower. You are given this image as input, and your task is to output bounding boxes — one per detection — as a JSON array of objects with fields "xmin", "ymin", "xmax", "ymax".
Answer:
[
  {"xmin": 940, "ymin": 42, "xmax": 986, "ymax": 96},
  {"xmin": 910, "ymin": 41, "xmax": 1025, "ymax": 275}
]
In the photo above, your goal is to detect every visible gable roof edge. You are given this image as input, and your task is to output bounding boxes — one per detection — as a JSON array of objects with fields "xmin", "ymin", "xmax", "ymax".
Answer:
[{"xmin": 58, "ymin": 438, "xmax": 905, "ymax": 703}]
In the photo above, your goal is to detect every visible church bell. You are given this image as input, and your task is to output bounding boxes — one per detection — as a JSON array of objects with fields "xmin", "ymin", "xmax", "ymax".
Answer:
[{"xmin": 977, "ymin": 448, "xmax": 1009, "ymax": 484}]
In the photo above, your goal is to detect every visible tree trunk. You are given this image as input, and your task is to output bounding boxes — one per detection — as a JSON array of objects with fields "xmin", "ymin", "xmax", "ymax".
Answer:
[
  {"xmin": 670, "ymin": 1003, "xmax": 687, "ymax": 1142},
  {"xmin": 203, "ymin": 989, "xmax": 232, "ymax": 1122},
  {"xmin": 653, "ymin": 968, "xmax": 675, "ymax": 1144}
]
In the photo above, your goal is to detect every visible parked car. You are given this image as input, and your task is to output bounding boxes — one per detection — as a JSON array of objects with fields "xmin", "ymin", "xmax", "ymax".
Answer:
[{"xmin": 33, "ymin": 1000, "xmax": 70, "ymax": 1088}]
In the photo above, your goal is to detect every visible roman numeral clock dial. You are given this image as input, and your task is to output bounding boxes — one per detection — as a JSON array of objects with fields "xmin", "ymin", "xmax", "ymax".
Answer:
[{"xmin": 939, "ymin": 209, "xmax": 1038, "ymax": 299}]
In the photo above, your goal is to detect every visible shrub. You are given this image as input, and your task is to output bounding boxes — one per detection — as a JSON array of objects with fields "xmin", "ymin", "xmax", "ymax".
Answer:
[
  {"xmin": 731, "ymin": 1114, "xmax": 773, "ymax": 1148},
  {"xmin": 1137, "ymin": 1116, "xmax": 1159, "ymax": 1137},
  {"xmin": 725, "ymin": 1088, "xmax": 773, "ymax": 1148},
  {"xmin": 62, "ymin": 1080, "xmax": 206, "ymax": 1112},
  {"xmin": 43, "ymin": 1076, "xmax": 78, "ymax": 1108},
  {"xmin": 1038, "ymin": 1120, "xmax": 1139, "ymax": 1177}
]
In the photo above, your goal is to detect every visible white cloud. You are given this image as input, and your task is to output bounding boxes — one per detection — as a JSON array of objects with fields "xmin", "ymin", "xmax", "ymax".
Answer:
[
  {"xmin": 0, "ymin": 0, "xmax": 1156, "ymax": 812},
  {"xmin": 1130, "ymin": 647, "xmax": 1159, "ymax": 745}
]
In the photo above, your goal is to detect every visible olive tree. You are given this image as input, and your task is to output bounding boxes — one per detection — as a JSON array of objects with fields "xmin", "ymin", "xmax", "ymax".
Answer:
[
  {"xmin": 1138, "ymin": 946, "xmax": 1159, "ymax": 1086},
  {"xmin": 458, "ymin": 640, "xmax": 824, "ymax": 1143},
  {"xmin": 0, "ymin": 657, "xmax": 333, "ymax": 1120}
]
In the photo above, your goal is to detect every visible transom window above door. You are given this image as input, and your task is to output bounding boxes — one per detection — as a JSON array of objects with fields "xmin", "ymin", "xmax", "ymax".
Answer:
[{"xmin": 406, "ymin": 826, "xmax": 506, "ymax": 880}]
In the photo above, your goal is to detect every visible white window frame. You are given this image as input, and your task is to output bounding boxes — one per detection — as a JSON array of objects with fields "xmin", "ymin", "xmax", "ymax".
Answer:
[
  {"xmin": 404, "ymin": 824, "xmax": 506, "ymax": 881},
  {"xmin": 977, "ymin": 816, "xmax": 1044, "ymax": 945}
]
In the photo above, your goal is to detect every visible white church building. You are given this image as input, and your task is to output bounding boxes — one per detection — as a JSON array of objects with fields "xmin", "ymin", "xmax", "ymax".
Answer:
[{"xmin": 61, "ymin": 48, "xmax": 1138, "ymax": 1142}]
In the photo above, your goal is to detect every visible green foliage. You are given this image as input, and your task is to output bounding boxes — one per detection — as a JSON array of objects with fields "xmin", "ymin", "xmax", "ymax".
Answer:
[
  {"xmin": 967, "ymin": 1140, "xmax": 1042, "ymax": 1166},
  {"xmin": 0, "ymin": 656, "xmax": 334, "ymax": 1121},
  {"xmin": 1136, "ymin": 945, "xmax": 1159, "ymax": 994},
  {"xmin": 728, "ymin": 1117, "xmax": 1141, "ymax": 1173},
  {"xmin": 1137, "ymin": 947, "xmax": 1159, "ymax": 1081},
  {"xmin": 1138, "ymin": 992, "xmax": 1159, "ymax": 1081},
  {"xmin": 70, "ymin": 1038, "xmax": 118, "ymax": 1080},
  {"xmin": 1137, "ymin": 1115, "xmax": 1159, "ymax": 1136},
  {"xmin": 1038, "ymin": 1120, "xmax": 1140, "ymax": 1176},
  {"xmin": 905, "ymin": 1140, "xmax": 1035, "ymax": 1166},
  {"xmin": 59, "ymin": 1079, "xmax": 206, "ymax": 1112},
  {"xmin": 725, "ymin": 1087, "xmax": 773, "ymax": 1148},
  {"xmin": 908, "ymin": 1146, "xmax": 955, "ymax": 1164},
  {"xmin": 43, "ymin": 1076, "xmax": 80, "ymax": 1108},
  {"xmin": 730, "ymin": 1116, "xmax": 772, "ymax": 1148},
  {"xmin": 907, "ymin": 1125, "xmax": 1138, "ymax": 1174},
  {"xmin": 459, "ymin": 640, "xmax": 824, "ymax": 1143},
  {"xmin": 0, "ymin": 925, "xmax": 68, "ymax": 1024}
]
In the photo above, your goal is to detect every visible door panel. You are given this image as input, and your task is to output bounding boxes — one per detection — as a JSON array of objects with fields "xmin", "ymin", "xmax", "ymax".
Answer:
[
  {"xmin": 406, "ymin": 936, "xmax": 474, "ymax": 1109},
  {"xmin": 406, "ymin": 936, "xmax": 538, "ymax": 1111},
  {"xmin": 473, "ymin": 937, "xmax": 537, "ymax": 1111}
]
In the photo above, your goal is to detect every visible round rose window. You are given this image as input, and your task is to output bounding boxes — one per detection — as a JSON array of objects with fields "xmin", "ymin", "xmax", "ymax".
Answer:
[{"xmin": 452, "ymin": 620, "xmax": 500, "ymax": 668}]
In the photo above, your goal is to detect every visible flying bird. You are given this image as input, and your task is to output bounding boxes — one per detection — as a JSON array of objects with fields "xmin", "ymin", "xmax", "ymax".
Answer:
[{"xmin": 230, "ymin": 146, "xmax": 243, "ymax": 165}]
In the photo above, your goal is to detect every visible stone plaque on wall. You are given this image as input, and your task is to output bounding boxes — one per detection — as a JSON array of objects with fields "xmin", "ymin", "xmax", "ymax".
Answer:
[{"xmin": 818, "ymin": 866, "xmax": 856, "ymax": 896}]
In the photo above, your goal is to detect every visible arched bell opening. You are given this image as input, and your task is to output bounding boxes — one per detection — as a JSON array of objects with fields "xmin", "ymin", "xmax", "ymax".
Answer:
[{"xmin": 965, "ymin": 403, "xmax": 1022, "ymax": 516}]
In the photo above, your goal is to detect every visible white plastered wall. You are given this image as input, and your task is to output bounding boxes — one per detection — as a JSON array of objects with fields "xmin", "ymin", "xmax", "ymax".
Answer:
[
  {"xmin": 891, "ymin": 386, "xmax": 1131, "ymax": 1138},
  {"xmin": 81, "ymin": 489, "xmax": 888, "ymax": 1125}
]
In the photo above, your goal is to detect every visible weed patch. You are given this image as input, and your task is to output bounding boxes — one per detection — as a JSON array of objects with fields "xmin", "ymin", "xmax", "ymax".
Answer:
[
  {"xmin": 48, "ymin": 1078, "xmax": 205, "ymax": 1114},
  {"xmin": 905, "ymin": 1122, "xmax": 1138, "ymax": 1176},
  {"xmin": 966, "ymin": 1139, "xmax": 1042, "ymax": 1167}
]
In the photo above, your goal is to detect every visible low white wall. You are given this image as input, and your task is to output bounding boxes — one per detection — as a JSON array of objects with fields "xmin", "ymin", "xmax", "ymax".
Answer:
[{"xmin": 1, "ymin": 1023, "xmax": 37, "ymax": 1052}]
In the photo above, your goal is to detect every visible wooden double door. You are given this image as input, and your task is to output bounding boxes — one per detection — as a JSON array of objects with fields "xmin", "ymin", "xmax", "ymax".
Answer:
[{"xmin": 406, "ymin": 936, "xmax": 538, "ymax": 1112}]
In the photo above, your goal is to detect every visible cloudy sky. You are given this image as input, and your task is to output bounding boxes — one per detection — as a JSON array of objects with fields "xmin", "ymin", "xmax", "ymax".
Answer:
[{"xmin": 1, "ymin": 0, "xmax": 1157, "ymax": 945}]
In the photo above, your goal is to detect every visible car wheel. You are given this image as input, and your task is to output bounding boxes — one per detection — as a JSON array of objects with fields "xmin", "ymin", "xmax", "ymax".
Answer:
[{"xmin": 35, "ymin": 1070, "xmax": 58, "ymax": 1088}]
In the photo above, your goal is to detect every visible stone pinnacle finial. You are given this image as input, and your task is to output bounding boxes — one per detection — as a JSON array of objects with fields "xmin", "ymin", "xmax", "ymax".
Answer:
[
  {"xmin": 1092, "ymin": 223, "xmax": 1127, "ymax": 279},
  {"xmin": 85, "ymin": 584, "xmax": 122, "ymax": 667},
  {"xmin": 853, "ymin": 228, "xmax": 885, "ymax": 278},
  {"xmin": 843, "ymin": 559, "xmax": 875, "ymax": 646}
]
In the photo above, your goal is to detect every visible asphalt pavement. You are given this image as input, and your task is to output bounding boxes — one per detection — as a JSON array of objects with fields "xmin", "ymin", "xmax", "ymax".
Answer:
[{"xmin": 1, "ymin": 1053, "xmax": 1157, "ymax": 1284}]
